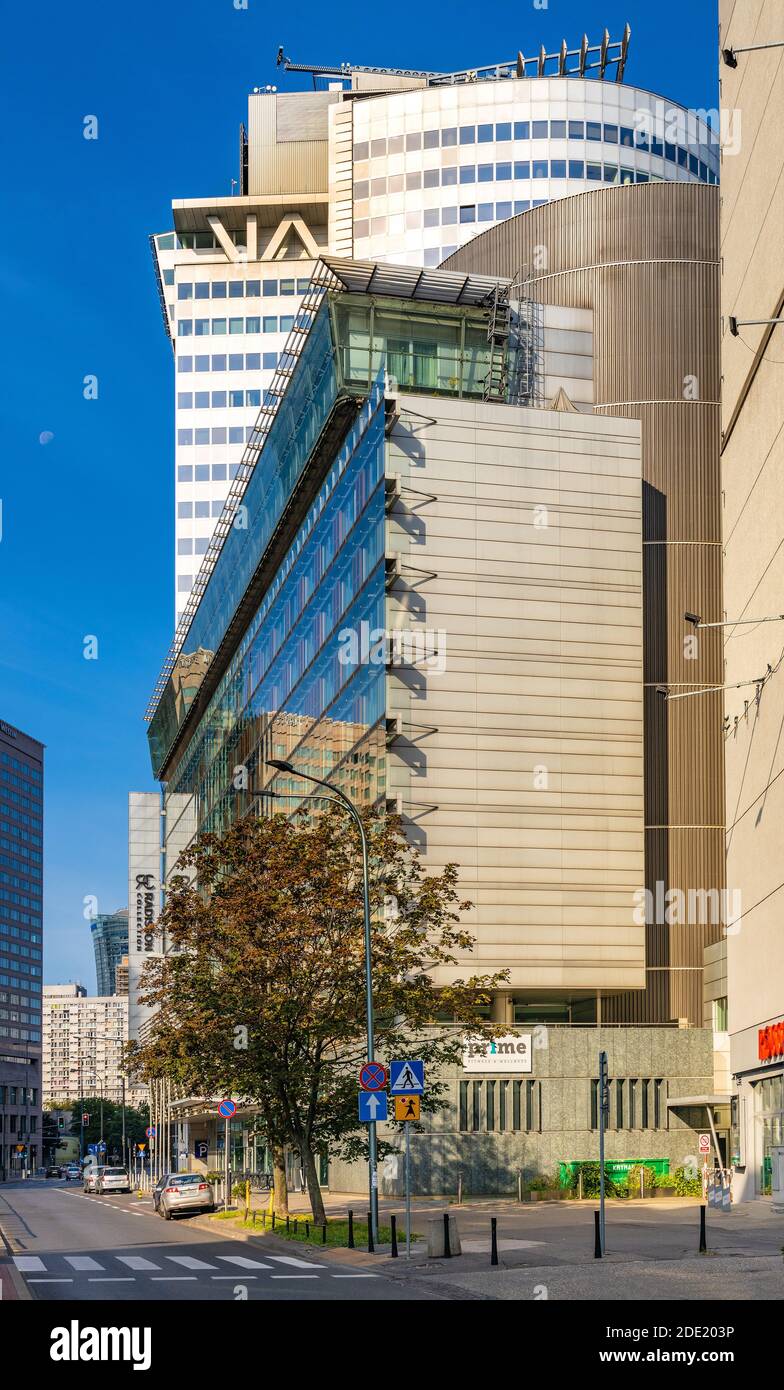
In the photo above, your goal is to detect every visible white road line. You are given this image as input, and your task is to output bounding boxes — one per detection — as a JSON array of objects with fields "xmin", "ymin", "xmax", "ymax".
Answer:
[
  {"xmin": 150, "ymin": 1276, "xmax": 197, "ymax": 1282},
  {"xmin": 211, "ymin": 1275, "xmax": 258, "ymax": 1280},
  {"xmin": 268, "ymin": 1255, "xmax": 323, "ymax": 1269},
  {"xmin": 117, "ymin": 1255, "xmax": 161, "ymax": 1271},
  {"xmin": 88, "ymin": 1278, "xmax": 135, "ymax": 1283},
  {"xmin": 216, "ymin": 1255, "xmax": 273, "ymax": 1270},
  {"xmin": 167, "ymin": 1255, "xmax": 218, "ymax": 1270},
  {"xmin": 28, "ymin": 1278, "xmax": 73, "ymax": 1284},
  {"xmin": 65, "ymin": 1256, "xmax": 104, "ymax": 1271},
  {"xmin": 270, "ymin": 1274, "xmax": 319, "ymax": 1280},
  {"xmin": 13, "ymin": 1256, "xmax": 46, "ymax": 1272},
  {"xmin": 331, "ymin": 1273, "xmax": 380, "ymax": 1279}
]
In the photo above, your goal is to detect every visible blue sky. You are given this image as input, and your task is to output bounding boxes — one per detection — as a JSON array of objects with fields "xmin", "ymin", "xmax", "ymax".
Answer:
[{"xmin": 0, "ymin": 0, "xmax": 719, "ymax": 988}]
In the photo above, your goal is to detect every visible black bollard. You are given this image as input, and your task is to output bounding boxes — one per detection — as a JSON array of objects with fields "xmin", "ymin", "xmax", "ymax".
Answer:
[
  {"xmin": 347, "ymin": 1209, "xmax": 354, "ymax": 1248},
  {"xmin": 699, "ymin": 1203, "xmax": 707, "ymax": 1253},
  {"xmin": 490, "ymin": 1216, "xmax": 499, "ymax": 1266},
  {"xmin": 367, "ymin": 1210, "xmax": 374, "ymax": 1254},
  {"xmin": 391, "ymin": 1213, "xmax": 398, "ymax": 1258},
  {"xmin": 594, "ymin": 1210, "xmax": 602, "ymax": 1258},
  {"xmin": 443, "ymin": 1211, "xmax": 452, "ymax": 1258},
  {"xmin": 322, "ymin": 1221, "xmax": 327, "ymax": 1245}
]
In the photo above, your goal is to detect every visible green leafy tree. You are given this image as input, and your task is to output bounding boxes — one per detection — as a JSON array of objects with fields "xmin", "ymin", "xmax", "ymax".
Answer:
[
  {"xmin": 127, "ymin": 808, "xmax": 505, "ymax": 1225},
  {"xmin": 53, "ymin": 1098, "xmax": 149, "ymax": 1159}
]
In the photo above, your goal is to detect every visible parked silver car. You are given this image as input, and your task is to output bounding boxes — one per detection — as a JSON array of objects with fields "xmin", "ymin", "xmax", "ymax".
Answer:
[
  {"xmin": 96, "ymin": 1167, "xmax": 131, "ymax": 1194},
  {"xmin": 153, "ymin": 1173, "xmax": 215, "ymax": 1219},
  {"xmin": 83, "ymin": 1165, "xmax": 105, "ymax": 1193}
]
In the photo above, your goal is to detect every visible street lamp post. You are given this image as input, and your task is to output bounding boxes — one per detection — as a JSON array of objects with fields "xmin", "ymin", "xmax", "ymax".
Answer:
[{"xmin": 267, "ymin": 757, "xmax": 379, "ymax": 1242}]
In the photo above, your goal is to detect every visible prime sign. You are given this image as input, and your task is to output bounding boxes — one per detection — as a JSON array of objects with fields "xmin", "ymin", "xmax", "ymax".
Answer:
[{"xmin": 462, "ymin": 1034, "xmax": 532, "ymax": 1073}]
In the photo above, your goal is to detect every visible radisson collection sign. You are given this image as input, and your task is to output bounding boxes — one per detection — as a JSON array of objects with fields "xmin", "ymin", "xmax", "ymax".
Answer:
[{"xmin": 462, "ymin": 1034, "xmax": 533, "ymax": 1073}]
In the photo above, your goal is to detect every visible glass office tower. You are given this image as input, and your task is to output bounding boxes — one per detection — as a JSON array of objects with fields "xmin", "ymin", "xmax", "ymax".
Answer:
[{"xmin": 0, "ymin": 719, "xmax": 44, "ymax": 1178}]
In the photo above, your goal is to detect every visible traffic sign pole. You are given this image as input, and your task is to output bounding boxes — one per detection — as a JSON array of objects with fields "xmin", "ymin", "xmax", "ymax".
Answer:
[
  {"xmin": 405, "ymin": 1120, "xmax": 412, "ymax": 1260},
  {"xmin": 224, "ymin": 1115, "xmax": 230, "ymax": 1211}
]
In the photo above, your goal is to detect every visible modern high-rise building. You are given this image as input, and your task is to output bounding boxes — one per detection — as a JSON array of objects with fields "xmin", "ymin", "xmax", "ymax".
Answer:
[
  {"xmin": 445, "ymin": 180, "xmax": 724, "ymax": 1027},
  {"xmin": 719, "ymin": 0, "xmax": 784, "ymax": 1202},
  {"xmin": 90, "ymin": 908, "xmax": 129, "ymax": 996},
  {"xmin": 0, "ymin": 719, "xmax": 44, "ymax": 1178},
  {"xmin": 151, "ymin": 29, "xmax": 720, "ymax": 621},
  {"xmin": 142, "ymin": 258, "xmax": 714, "ymax": 1191},
  {"xmin": 42, "ymin": 984, "xmax": 141, "ymax": 1109}
]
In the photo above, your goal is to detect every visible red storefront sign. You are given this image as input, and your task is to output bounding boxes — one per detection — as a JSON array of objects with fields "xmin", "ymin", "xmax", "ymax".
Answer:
[{"xmin": 758, "ymin": 1021, "xmax": 784, "ymax": 1060}]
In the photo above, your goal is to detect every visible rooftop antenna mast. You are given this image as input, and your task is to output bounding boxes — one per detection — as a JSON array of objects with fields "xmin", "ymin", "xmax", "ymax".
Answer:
[{"xmin": 275, "ymin": 25, "xmax": 631, "ymax": 89}]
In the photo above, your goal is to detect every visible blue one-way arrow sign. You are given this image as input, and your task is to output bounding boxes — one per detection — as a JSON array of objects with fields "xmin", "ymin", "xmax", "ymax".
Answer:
[{"xmin": 358, "ymin": 1091, "xmax": 388, "ymax": 1122}]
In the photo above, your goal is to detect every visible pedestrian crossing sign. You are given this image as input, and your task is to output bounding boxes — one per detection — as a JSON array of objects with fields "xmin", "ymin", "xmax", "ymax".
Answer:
[
  {"xmin": 394, "ymin": 1095, "xmax": 421, "ymax": 1122},
  {"xmin": 389, "ymin": 1058, "xmax": 425, "ymax": 1094}
]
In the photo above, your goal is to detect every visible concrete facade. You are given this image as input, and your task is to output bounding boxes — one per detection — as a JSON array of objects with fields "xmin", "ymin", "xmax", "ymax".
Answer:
[
  {"xmin": 328, "ymin": 1026, "xmax": 715, "ymax": 1196},
  {"xmin": 719, "ymin": 0, "xmax": 784, "ymax": 1200}
]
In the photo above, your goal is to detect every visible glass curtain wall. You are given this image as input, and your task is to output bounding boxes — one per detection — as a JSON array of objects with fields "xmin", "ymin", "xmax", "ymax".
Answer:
[{"xmin": 164, "ymin": 388, "xmax": 387, "ymax": 839}]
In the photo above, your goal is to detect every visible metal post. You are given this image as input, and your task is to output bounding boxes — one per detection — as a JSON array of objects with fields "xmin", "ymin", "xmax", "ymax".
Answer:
[
  {"xmin": 598, "ymin": 1049, "xmax": 608, "ymax": 1255},
  {"xmin": 594, "ymin": 1209, "xmax": 602, "ymax": 1258},
  {"xmin": 405, "ymin": 1119, "xmax": 412, "ymax": 1259},
  {"xmin": 699, "ymin": 1204, "xmax": 707, "ymax": 1253},
  {"xmin": 224, "ymin": 1116, "xmax": 230, "ymax": 1212},
  {"xmin": 390, "ymin": 1214, "xmax": 398, "ymax": 1257},
  {"xmin": 348, "ymin": 1209, "xmax": 354, "ymax": 1248},
  {"xmin": 490, "ymin": 1216, "xmax": 499, "ymax": 1266},
  {"xmin": 358, "ymin": 816, "xmax": 379, "ymax": 1244},
  {"xmin": 443, "ymin": 1211, "xmax": 451, "ymax": 1258},
  {"xmin": 367, "ymin": 1209, "xmax": 374, "ymax": 1254}
]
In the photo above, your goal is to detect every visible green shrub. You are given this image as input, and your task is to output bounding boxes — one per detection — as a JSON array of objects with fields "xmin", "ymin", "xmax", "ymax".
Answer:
[
  {"xmin": 625, "ymin": 1163, "xmax": 658, "ymax": 1194},
  {"xmin": 672, "ymin": 1165, "xmax": 702, "ymax": 1197},
  {"xmin": 653, "ymin": 1170, "xmax": 675, "ymax": 1189},
  {"xmin": 528, "ymin": 1173, "xmax": 557, "ymax": 1192},
  {"xmin": 572, "ymin": 1162, "xmax": 616, "ymax": 1198}
]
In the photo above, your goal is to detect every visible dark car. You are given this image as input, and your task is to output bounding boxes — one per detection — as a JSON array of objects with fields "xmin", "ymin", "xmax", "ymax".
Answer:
[{"xmin": 45, "ymin": 1164, "xmax": 62, "ymax": 1178}]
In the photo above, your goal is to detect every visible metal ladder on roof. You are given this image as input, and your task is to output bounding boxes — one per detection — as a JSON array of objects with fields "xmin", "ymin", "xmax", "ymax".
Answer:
[{"xmin": 483, "ymin": 283, "xmax": 512, "ymax": 403}]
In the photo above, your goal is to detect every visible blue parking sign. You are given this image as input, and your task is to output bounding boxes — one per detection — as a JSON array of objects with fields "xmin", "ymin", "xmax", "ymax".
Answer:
[{"xmin": 389, "ymin": 1059, "xmax": 425, "ymax": 1094}]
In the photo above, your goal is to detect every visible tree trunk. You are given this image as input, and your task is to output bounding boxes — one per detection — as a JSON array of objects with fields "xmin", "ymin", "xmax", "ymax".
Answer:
[
  {"xmin": 272, "ymin": 1144, "xmax": 288, "ymax": 1217},
  {"xmin": 300, "ymin": 1140, "xmax": 327, "ymax": 1227}
]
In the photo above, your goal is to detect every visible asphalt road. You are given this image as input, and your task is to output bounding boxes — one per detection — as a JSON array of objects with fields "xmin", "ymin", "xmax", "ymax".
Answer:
[{"xmin": 0, "ymin": 1179, "xmax": 442, "ymax": 1302}]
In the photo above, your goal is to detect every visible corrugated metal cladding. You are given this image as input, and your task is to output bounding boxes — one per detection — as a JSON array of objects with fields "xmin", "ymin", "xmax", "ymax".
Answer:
[
  {"xmin": 276, "ymin": 92, "xmax": 339, "ymax": 142},
  {"xmin": 247, "ymin": 92, "xmax": 333, "ymax": 196},
  {"xmin": 444, "ymin": 183, "xmax": 724, "ymax": 1025}
]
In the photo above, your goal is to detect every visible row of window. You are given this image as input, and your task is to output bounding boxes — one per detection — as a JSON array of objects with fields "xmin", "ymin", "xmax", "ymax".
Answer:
[
  {"xmin": 177, "ymin": 499, "xmax": 228, "ymax": 520},
  {"xmin": 156, "ymin": 230, "xmax": 245, "ymax": 252},
  {"xmin": 0, "ymin": 956, "xmax": 40, "ymax": 972},
  {"xmin": 0, "ymin": 841, "xmax": 42, "ymax": 866},
  {"xmin": 0, "ymin": 1027, "xmax": 41, "ymax": 1043},
  {"xmin": 0, "ymin": 974, "xmax": 41, "ymax": 990},
  {"xmin": 0, "ymin": 928, "xmax": 40, "ymax": 945},
  {"xmin": 176, "ymin": 277, "xmax": 310, "ymax": 301},
  {"xmin": 0, "ymin": 789, "xmax": 41, "ymax": 815},
  {"xmin": 0, "ymin": 911, "xmax": 41, "ymax": 928},
  {"xmin": 0, "ymin": 1086, "xmax": 38, "ymax": 1105},
  {"xmin": 459, "ymin": 1079, "xmax": 540, "ymax": 1133},
  {"xmin": 179, "ymin": 316, "xmax": 295, "ymax": 338},
  {"xmin": 458, "ymin": 1077, "xmax": 667, "ymax": 1132},
  {"xmin": 176, "ymin": 320, "xmax": 296, "ymax": 342},
  {"xmin": 355, "ymin": 153, "xmax": 713, "ymax": 202},
  {"xmin": 354, "ymin": 119, "xmax": 719, "ymax": 161},
  {"xmin": 177, "ymin": 427, "xmax": 256, "ymax": 449},
  {"xmin": 0, "ymin": 819, "xmax": 42, "ymax": 848},
  {"xmin": 590, "ymin": 1077, "xmax": 666, "ymax": 1131},
  {"xmin": 0, "ymin": 889, "xmax": 41, "ymax": 913},
  {"xmin": 2, "ymin": 771, "xmax": 42, "ymax": 800},
  {"xmin": 0, "ymin": 754, "xmax": 42, "ymax": 783},
  {"xmin": 177, "ymin": 352, "xmax": 272, "ymax": 375},
  {"xmin": 0, "ymin": 1113, "xmax": 39, "ymax": 1130},
  {"xmin": 178, "ymin": 389, "xmax": 262, "ymax": 410}
]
